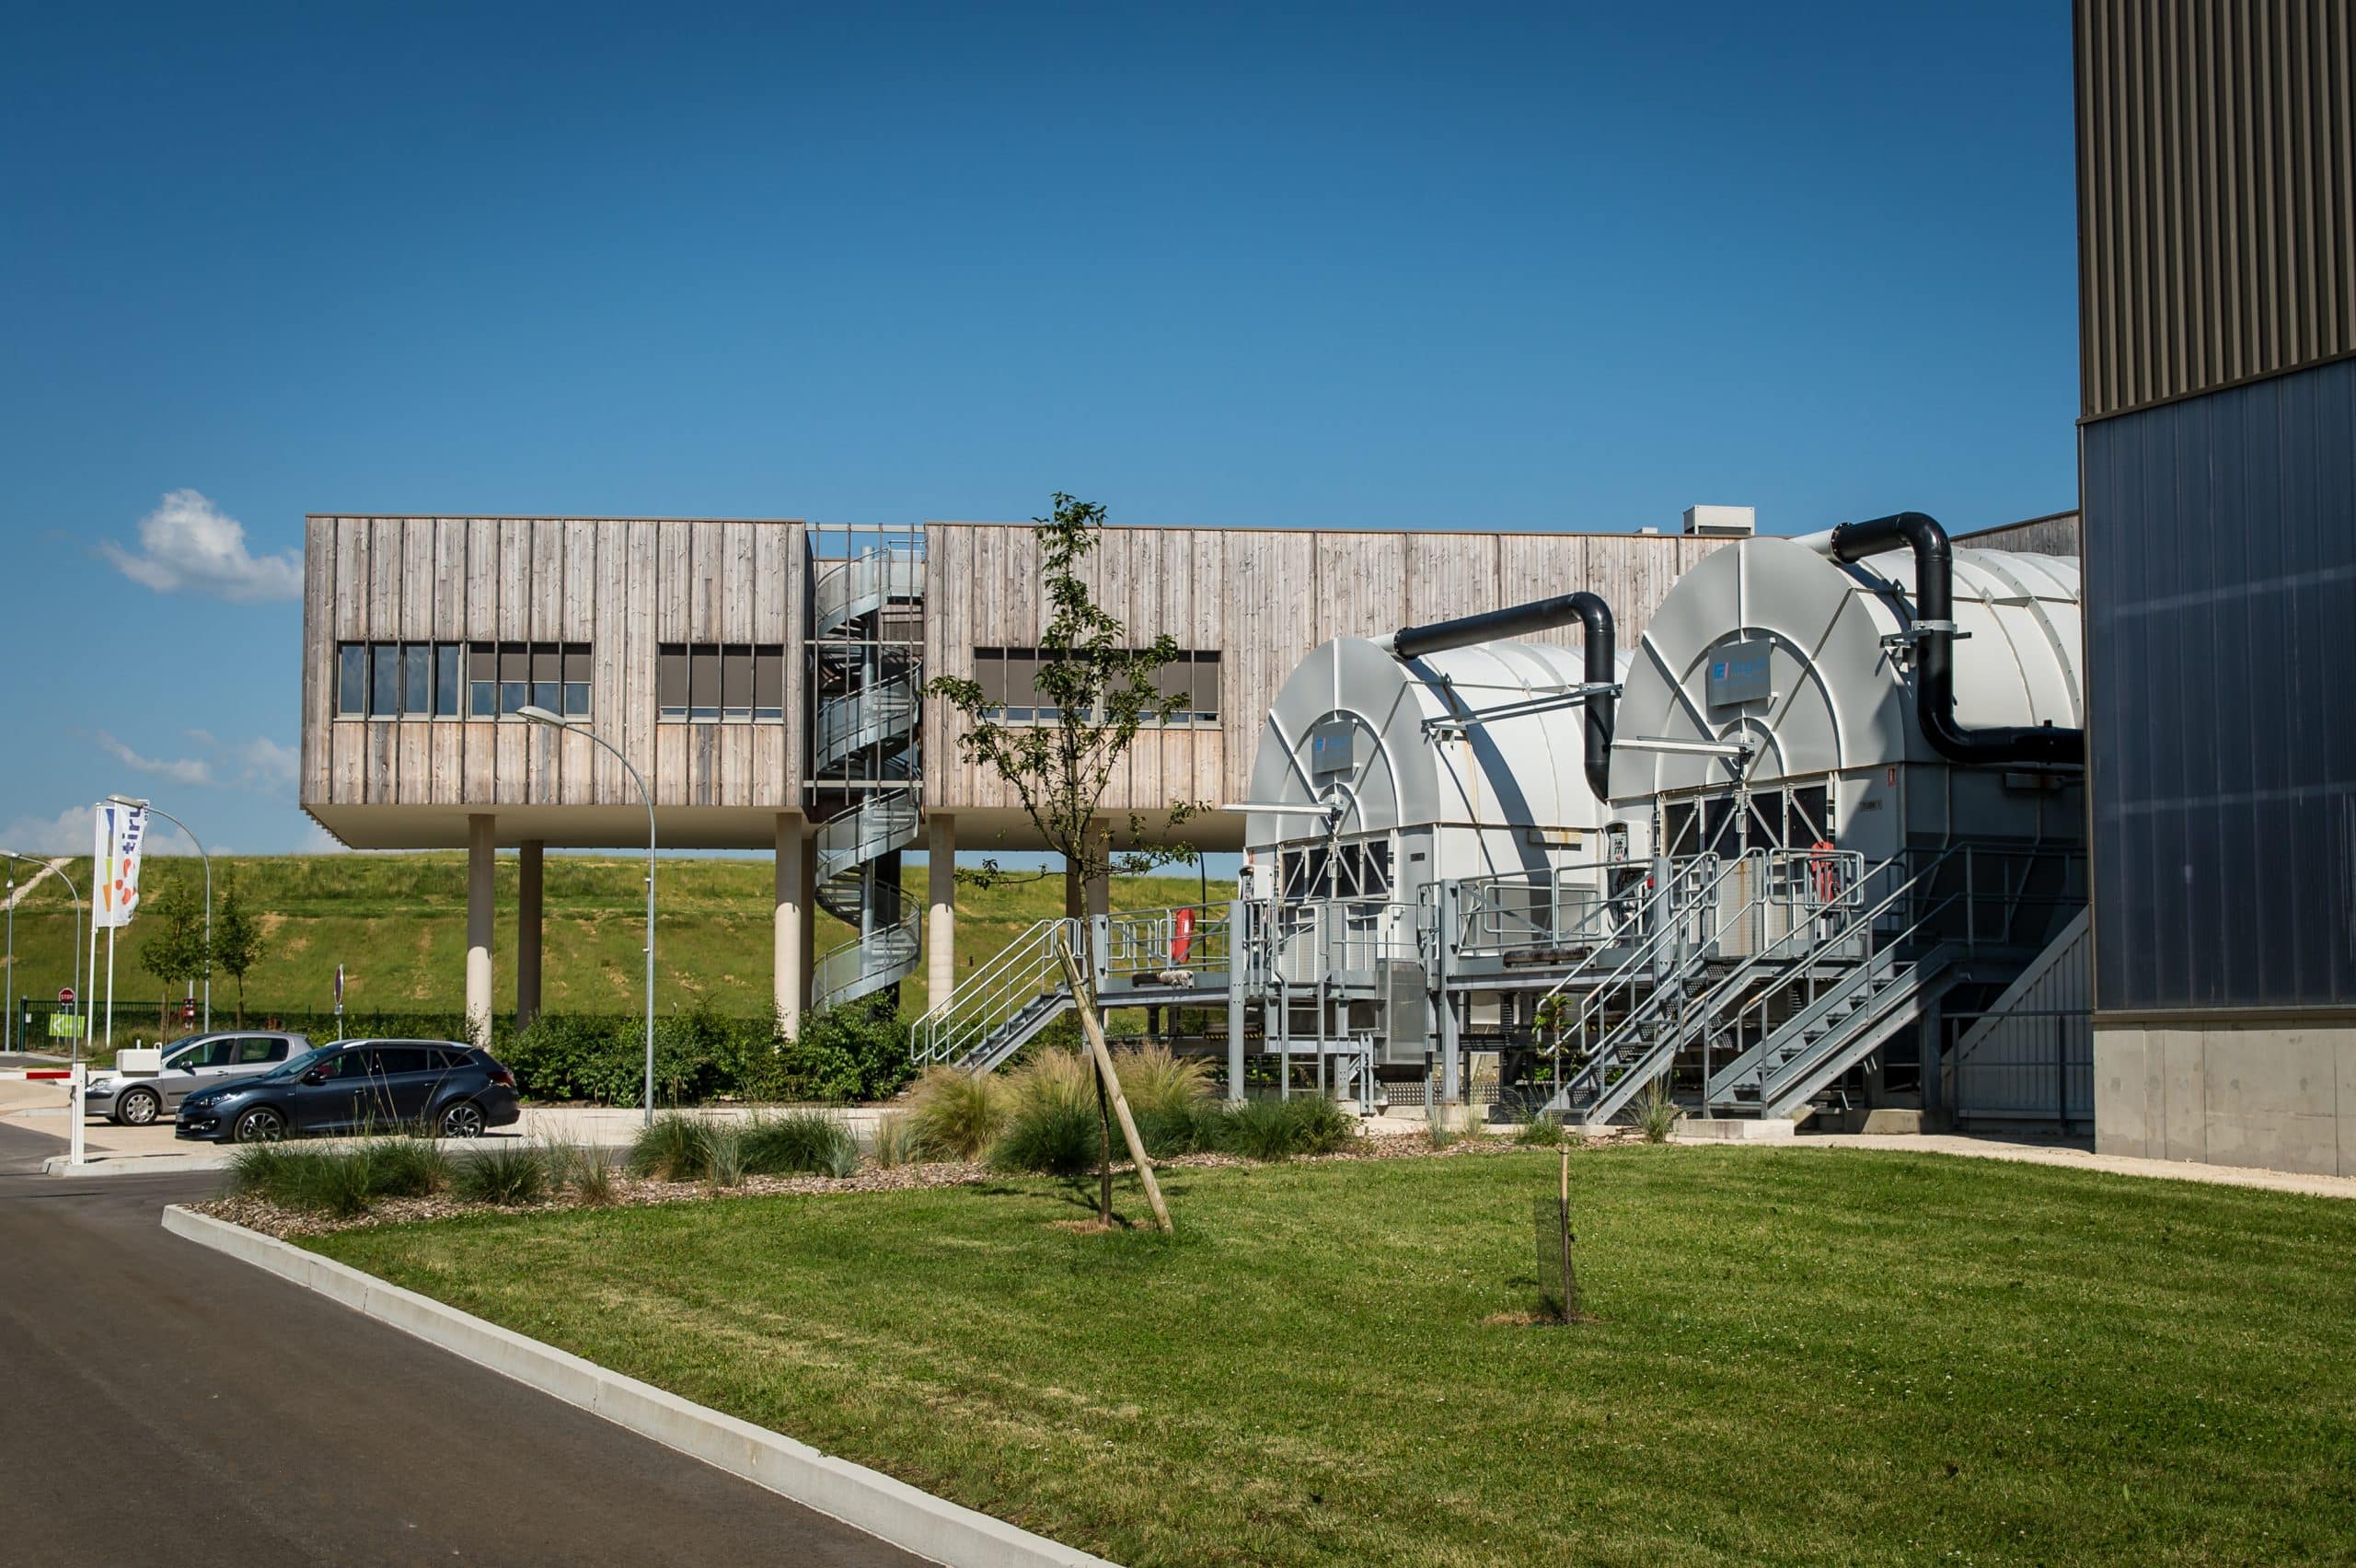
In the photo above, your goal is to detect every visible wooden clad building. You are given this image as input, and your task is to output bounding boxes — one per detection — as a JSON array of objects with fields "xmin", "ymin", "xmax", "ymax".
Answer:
[{"xmin": 296, "ymin": 511, "xmax": 1740, "ymax": 1032}]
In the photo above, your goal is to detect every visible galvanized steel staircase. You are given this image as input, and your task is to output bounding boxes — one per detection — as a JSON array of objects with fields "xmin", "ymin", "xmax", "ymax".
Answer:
[
  {"xmin": 911, "ymin": 917, "xmax": 1083, "ymax": 1074},
  {"xmin": 811, "ymin": 791, "xmax": 923, "ymax": 1011},
  {"xmin": 809, "ymin": 539, "xmax": 925, "ymax": 1012}
]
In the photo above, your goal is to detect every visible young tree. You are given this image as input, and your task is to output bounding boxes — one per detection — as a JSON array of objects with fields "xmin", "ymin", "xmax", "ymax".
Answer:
[
  {"xmin": 137, "ymin": 876, "xmax": 204, "ymax": 1036},
  {"xmin": 927, "ymin": 493, "xmax": 1204, "ymax": 917},
  {"xmin": 211, "ymin": 870, "xmax": 268, "ymax": 1026}
]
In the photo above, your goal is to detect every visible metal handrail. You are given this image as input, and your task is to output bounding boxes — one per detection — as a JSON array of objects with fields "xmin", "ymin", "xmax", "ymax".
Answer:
[
  {"xmin": 912, "ymin": 916, "xmax": 1082, "ymax": 1067},
  {"xmin": 1453, "ymin": 858, "xmax": 1650, "ymax": 958},
  {"xmin": 814, "ymin": 674, "xmax": 919, "ymax": 770},
  {"xmin": 1542, "ymin": 852, "xmax": 1742, "ymax": 1052},
  {"xmin": 1102, "ymin": 906, "xmax": 1232, "ymax": 978},
  {"xmin": 813, "ymin": 900, "xmax": 921, "ymax": 1011},
  {"xmin": 814, "ymin": 790, "xmax": 920, "ymax": 881},
  {"xmin": 1545, "ymin": 848, "xmax": 1866, "ymax": 1112},
  {"xmin": 814, "ymin": 546, "xmax": 924, "ymax": 637}
]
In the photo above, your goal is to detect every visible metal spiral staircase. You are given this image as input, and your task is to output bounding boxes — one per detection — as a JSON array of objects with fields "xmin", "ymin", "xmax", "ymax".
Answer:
[{"xmin": 808, "ymin": 533, "xmax": 926, "ymax": 1012}]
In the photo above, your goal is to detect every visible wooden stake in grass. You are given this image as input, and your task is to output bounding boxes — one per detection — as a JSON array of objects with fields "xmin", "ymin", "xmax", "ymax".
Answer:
[{"xmin": 1054, "ymin": 936, "xmax": 1173, "ymax": 1235}]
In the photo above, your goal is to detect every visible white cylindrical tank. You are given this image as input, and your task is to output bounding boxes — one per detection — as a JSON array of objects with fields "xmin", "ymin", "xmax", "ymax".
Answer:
[
  {"xmin": 1606, "ymin": 536, "xmax": 2084, "ymax": 862},
  {"xmin": 1245, "ymin": 635, "xmax": 1623, "ymax": 904}
]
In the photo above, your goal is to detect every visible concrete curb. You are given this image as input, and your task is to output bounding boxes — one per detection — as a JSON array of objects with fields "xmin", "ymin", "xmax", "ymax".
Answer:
[{"xmin": 161, "ymin": 1205, "xmax": 1120, "ymax": 1568}]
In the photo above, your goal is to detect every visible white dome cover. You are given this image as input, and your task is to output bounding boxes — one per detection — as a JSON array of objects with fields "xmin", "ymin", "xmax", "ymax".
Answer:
[
  {"xmin": 1608, "ymin": 537, "xmax": 2084, "ymax": 799},
  {"xmin": 1246, "ymin": 635, "xmax": 1617, "ymax": 850}
]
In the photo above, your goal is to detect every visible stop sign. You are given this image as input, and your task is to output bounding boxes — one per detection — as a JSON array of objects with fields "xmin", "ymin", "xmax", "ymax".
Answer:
[{"xmin": 58, "ymin": 986, "xmax": 74, "ymax": 1007}]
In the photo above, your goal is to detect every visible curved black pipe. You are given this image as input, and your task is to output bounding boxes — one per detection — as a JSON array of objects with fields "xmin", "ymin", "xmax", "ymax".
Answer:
[
  {"xmin": 1381, "ymin": 591, "xmax": 1618, "ymax": 800},
  {"xmin": 1827, "ymin": 512, "xmax": 2083, "ymax": 767}
]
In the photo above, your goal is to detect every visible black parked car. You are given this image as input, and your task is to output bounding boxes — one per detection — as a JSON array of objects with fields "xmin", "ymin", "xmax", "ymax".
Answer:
[{"xmin": 176, "ymin": 1039, "xmax": 521, "ymax": 1143}]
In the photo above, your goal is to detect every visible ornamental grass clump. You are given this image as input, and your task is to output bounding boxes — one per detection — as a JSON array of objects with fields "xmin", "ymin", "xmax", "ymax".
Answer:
[
  {"xmin": 905, "ymin": 1065, "xmax": 1011, "ymax": 1162},
  {"xmin": 629, "ymin": 1111, "xmax": 714, "ymax": 1182},
  {"xmin": 739, "ymin": 1111, "xmax": 859, "ymax": 1178},
  {"xmin": 540, "ymin": 1134, "xmax": 619, "ymax": 1204},
  {"xmin": 989, "ymin": 1048, "xmax": 1106, "ymax": 1177},
  {"xmin": 1634, "ymin": 1080, "xmax": 1682, "ymax": 1144},
  {"xmin": 703, "ymin": 1124, "xmax": 748, "ymax": 1188},
  {"xmin": 455, "ymin": 1142, "xmax": 549, "ymax": 1205},
  {"xmin": 1114, "ymin": 1042, "xmax": 1215, "ymax": 1158},
  {"xmin": 869, "ymin": 1111, "xmax": 920, "ymax": 1169},
  {"xmin": 1210, "ymin": 1093, "xmax": 1357, "ymax": 1161},
  {"xmin": 1515, "ymin": 1113, "xmax": 1566, "ymax": 1147},
  {"xmin": 227, "ymin": 1139, "xmax": 452, "ymax": 1217}
]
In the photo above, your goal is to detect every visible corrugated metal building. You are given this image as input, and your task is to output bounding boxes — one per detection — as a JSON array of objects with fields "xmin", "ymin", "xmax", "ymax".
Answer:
[{"xmin": 2077, "ymin": 0, "xmax": 2356, "ymax": 1174}]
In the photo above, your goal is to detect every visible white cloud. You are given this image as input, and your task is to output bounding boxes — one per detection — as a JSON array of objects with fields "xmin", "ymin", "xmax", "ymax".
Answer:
[
  {"xmin": 99, "ymin": 489, "xmax": 301, "ymax": 602},
  {"xmin": 239, "ymin": 737, "xmax": 299, "ymax": 791},
  {"xmin": 95, "ymin": 732, "xmax": 214, "ymax": 788},
  {"xmin": 0, "ymin": 804, "xmax": 200, "ymax": 859},
  {"xmin": 0, "ymin": 807, "xmax": 93, "ymax": 858}
]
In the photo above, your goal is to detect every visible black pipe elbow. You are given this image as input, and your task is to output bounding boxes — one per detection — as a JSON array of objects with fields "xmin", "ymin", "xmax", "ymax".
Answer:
[
  {"xmin": 1830, "ymin": 512, "xmax": 2084, "ymax": 768},
  {"xmin": 1382, "ymin": 591, "xmax": 1618, "ymax": 801}
]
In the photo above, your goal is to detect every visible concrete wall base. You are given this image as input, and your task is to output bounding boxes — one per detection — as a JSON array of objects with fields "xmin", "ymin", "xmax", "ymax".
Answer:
[
  {"xmin": 1672, "ymin": 1116, "xmax": 1796, "ymax": 1141},
  {"xmin": 2096, "ymin": 1021, "xmax": 2356, "ymax": 1178}
]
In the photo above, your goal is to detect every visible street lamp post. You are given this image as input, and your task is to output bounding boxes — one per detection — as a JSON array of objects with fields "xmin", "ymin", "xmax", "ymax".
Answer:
[
  {"xmin": 109, "ymin": 796, "xmax": 210, "ymax": 1035},
  {"xmin": 2, "ymin": 852, "xmax": 86, "ymax": 1059},
  {"xmin": 519, "ymin": 707, "xmax": 656, "ymax": 1125}
]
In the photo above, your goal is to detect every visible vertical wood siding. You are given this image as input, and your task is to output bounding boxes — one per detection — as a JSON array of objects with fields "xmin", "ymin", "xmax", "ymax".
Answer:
[
  {"xmin": 921, "ymin": 524, "xmax": 1731, "ymax": 816},
  {"xmin": 302, "ymin": 517, "xmax": 806, "ymax": 820}
]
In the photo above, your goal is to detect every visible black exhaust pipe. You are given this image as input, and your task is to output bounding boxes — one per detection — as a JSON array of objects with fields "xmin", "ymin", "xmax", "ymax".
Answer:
[
  {"xmin": 1826, "ymin": 512, "xmax": 2083, "ymax": 768},
  {"xmin": 1380, "ymin": 591, "xmax": 1618, "ymax": 800}
]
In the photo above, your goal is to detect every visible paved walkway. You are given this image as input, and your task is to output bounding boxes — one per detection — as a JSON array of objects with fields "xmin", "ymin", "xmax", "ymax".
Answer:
[
  {"xmin": 0, "ymin": 1121, "xmax": 923, "ymax": 1568},
  {"xmin": 1772, "ymin": 1128, "xmax": 2356, "ymax": 1201}
]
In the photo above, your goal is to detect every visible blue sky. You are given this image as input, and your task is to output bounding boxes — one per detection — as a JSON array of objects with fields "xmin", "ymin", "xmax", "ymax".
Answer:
[{"xmin": 0, "ymin": 0, "xmax": 2078, "ymax": 857}]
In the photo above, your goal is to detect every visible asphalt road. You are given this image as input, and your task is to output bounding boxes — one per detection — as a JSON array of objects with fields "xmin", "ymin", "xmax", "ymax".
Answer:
[{"xmin": 0, "ymin": 1121, "xmax": 926, "ymax": 1567}]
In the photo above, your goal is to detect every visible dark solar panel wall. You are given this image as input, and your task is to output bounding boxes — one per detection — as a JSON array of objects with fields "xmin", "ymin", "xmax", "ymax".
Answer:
[
  {"xmin": 2075, "ymin": 0, "xmax": 2356, "ymax": 419},
  {"xmin": 2083, "ymin": 353, "xmax": 2356, "ymax": 1012}
]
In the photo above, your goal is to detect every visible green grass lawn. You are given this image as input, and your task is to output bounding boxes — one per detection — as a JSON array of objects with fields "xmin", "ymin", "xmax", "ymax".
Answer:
[
  {"xmin": 309, "ymin": 1147, "xmax": 2356, "ymax": 1565},
  {"xmin": 3, "ymin": 854, "xmax": 1230, "ymax": 1030}
]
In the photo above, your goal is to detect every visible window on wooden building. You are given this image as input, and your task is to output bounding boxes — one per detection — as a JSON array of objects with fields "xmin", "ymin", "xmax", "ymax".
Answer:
[
  {"xmin": 969, "ymin": 647, "xmax": 1220, "ymax": 727},
  {"xmin": 657, "ymin": 644, "xmax": 787, "ymax": 722},
  {"xmin": 337, "ymin": 640, "xmax": 504, "ymax": 720}
]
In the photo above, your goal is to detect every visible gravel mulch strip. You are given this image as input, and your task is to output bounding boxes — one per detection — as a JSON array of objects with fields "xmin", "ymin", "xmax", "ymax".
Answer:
[{"xmin": 191, "ymin": 1128, "xmax": 1628, "ymax": 1240}]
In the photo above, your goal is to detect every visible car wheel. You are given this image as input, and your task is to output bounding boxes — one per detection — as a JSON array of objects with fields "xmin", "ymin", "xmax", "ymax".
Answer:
[
  {"xmin": 117, "ymin": 1087, "xmax": 162, "ymax": 1126},
  {"xmin": 232, "ymin": 1107, "xmax": 287, "ymax": 1144},
  {"xmin": 438, "ymin": 1101, "xmax": 487, "ymax": 1139}
]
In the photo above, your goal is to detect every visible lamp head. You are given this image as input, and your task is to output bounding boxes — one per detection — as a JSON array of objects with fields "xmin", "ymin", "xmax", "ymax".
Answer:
[
  {"xmin": 106, "ymin": 794, "xmax": 150, "ymax": 808},
  {"xmin": 517, "ymin": 706, "xmax": 571, "ymax": 728}
]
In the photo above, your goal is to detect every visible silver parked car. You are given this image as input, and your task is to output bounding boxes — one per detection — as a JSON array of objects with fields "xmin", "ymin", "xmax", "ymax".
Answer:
[{"xmin": 85, "ymin": 1032, "xmax": 314, "ymax": 1126}]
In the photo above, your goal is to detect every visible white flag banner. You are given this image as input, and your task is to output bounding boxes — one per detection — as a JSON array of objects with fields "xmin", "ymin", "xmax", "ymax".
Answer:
[{"xmin": 93, "ymin": 801, "xmax": 147, "ymax": 929}]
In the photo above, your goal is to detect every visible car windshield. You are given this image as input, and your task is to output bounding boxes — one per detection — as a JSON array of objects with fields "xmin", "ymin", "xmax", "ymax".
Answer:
[{"xmin": 256, "ymin": 1045, "xmax": 332, "ymax": 1081}]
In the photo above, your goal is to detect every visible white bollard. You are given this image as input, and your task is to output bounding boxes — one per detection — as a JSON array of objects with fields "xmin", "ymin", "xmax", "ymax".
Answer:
[{"xmin": 68, "ymin": 1062, "xmax": 87, "ymax": 1168}]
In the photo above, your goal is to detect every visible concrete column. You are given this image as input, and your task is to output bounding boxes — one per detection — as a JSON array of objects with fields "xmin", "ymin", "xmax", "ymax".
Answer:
[
  {"xmin": 465, "ymin": 814, "xmax": 495, "ymax": 1045},
  {"xmin": 926, "ymin": 813, "xmax": 956, "ymax": 1010},
  {"xmin": 798, "ymin": 825, "xmax": 818, "ymax": 1016},
  {"xmin": 516, "ymin": 841, "xmax": 544, "ymax": 1032},
  {"xmin": 775, "ymin": 813, "xmax": 806, "ymax": 1038}
]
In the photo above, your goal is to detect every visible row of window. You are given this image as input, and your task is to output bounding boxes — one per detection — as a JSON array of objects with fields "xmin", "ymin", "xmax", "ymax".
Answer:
[
  {"xmin": 335, "ymin": 642, "xmax": 592, "ymax": 721},
  {"xmin": 970, "ymin": 647, "xmax": 1221, "ymax": 726},
  {"xmin": 656, "ymin": 644, "xmax": 789, "ymax": 722},
  {"xmin": 336, "ymin": 642, "xmax": 1224, "ymax": 729}
]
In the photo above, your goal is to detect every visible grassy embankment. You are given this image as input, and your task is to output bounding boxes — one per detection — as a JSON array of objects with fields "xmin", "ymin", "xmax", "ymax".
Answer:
[
  {"xmin": 1, "ymin": 854, "xmax": 1230, "ymax": 1032},
  {"xmin": 312, "ymin": 1146, "xmax": 2356, "ymax": 1566}
]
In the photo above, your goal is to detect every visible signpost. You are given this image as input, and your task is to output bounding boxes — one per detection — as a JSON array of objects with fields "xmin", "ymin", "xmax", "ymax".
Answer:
[{"xmin": 334, "ymin": 964, "xmax": 345, "ymax": 1040}]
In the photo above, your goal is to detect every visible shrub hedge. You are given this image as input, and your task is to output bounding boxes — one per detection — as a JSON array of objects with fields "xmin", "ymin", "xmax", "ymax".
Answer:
[{"xmin": 492, "ymin": 1001, "xmax": 914, "ymax": 1107}]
